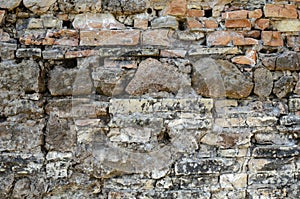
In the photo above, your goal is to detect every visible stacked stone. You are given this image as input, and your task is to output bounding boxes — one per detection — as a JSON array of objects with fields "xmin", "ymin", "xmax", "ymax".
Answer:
[{"xmin": 0, "ymin": 0, "xmax": 299, "ymax": 198}]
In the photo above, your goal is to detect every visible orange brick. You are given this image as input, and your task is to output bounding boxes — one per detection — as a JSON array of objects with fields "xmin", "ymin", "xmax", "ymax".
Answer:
[
  {"xmin": 225, "ymin": 19, "xmax": 251, "ymax": 28},
  {"xmin": 231, "ymin": 32, "xmax": 258, "ymax": 45},
  {"xmin": 264, "ymin": 4, "xmax": 298, "ymax": 18},
  {"xmin": 207, "ymin": 31, "xmax": 231, "ymax": 46},
  {"xmin": 80, "ymin": 30, "xmax": 140, "ymax": 46},
  {"xmin": 255, "ymin": 19, "xmax": 270, "ymax": 30},
  {"xmin": 203, "ymin": 19, "xmax": 218, "ymax": 29},
  {"xmin": 232, "ymin": 50, "xmax": 257, "ymax": 66},
  {"xmin": 187, "ymin": 18, "xmax": 204, "ymax": 29},
  {"xmin": 186, "ymin": 9, "xmax": 205, "ymax": 17},
  {"xmin": 163, "ymin": 0, "xmax": 187, "ymax": 16},
  {"xmin": 243, "ymin": 30, "xmax": 261, "ymax": 38},
  {"xmin": 262, "ymin": 31, "xmax": 284, "ymax": 46},
  {"xmin": 248, "ymin": 9, "xmax": 263, "ymax": 19},
  {"xmin": 222, "ymin": 10, "xmax": 248, "ymax": 19}
]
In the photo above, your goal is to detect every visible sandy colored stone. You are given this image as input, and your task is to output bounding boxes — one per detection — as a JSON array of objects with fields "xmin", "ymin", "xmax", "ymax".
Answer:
[
  {"xmin": 207, "ymin": 31, "xmax": 231, "ymax": 46},
  {"xmin": 142, "ymin": 29, "xmax": 175, "ymax": 47},
  {"xmin": 223, "ymin": 10, "xmax": 248, "ymax": 19},
  {"xmin": 0, "ymin": 0, "xmax": 21, "ymax": 10},
  {"xmin": 274, "ymin": 20, "xmax": 300, "ymax": 32},
  {"xmin": 163, "ymin": 0, "xmax": 187, "ymax": 16}
]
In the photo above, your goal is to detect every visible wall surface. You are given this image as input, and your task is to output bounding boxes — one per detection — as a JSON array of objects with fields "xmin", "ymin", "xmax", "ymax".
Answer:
[{"xmin": 0, "ymin": 0, "xmax": 299, "ymax": 198}]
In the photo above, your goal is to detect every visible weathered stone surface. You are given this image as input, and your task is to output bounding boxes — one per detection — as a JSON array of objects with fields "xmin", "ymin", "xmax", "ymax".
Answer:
[
  {"xmin": 58, "ymin": 0, "xmax": 102, "ymax": 13},
  {"xmin": 192, "ymin": 58, "xmax": 253, "ymax": 99},
  {"xmin": 0, "ymin": 10, "xmax": 5, "ymax": 24},
  {"xmin": 220, "ymin": 173, "xmax": 247, "ymax": 189},
  {"xmin": 0, "ymin": 0, "xmax": 21, "ymax": 10},
  {"xmin": 0, "ymin": 60, "xmax": 41, "ymax": 93},
  {"xmin": 254, "ymin": 68, "xmax": 273, "ymax": 98},
  {"xmin": 262, "ymin": 31, "xmax": 284, "ymax": 46},
  {"xmin": 273, "ymin": 76, "xmax": 294, "ymax": 98},
  {"xmin": 23, "ymin": 0, "xmax": 57, "ymax": 14},
  {"xmin": 264, "ymin": 4, "xmax": 298, "ymax": 19},
  {"xmin": 80, "ymin": 30, "xmax": 140, "ymax": 46},
  {"xmin": 126, "ymin": 58, "xmax": 190, "ymax": 95},
  {"xmin": 274, "ymin": 20, "xmax": 300, "ymax": 32},
  {"xmin": 16, "ymin": 48, "xmax": 42, "ymax": 58},
  {"xmin": 102, "ymin": 0, "xmax": 147, "ymax": 14},
  {"xmin": 188, "ymin": 47, "xmax": 240, "ymax": 55},
  {"xmin": 73, "ymin": 13, "xmax": 125, "ymax": 30},
  {"xmin": 0, "ymin": 42, "xmax": 17, "ymax": 60},
  {"xmin": 253, "ymin": 146, "xmax": 300, "ymax": 158},
  {"xmin": 232, "ymin": 50, "xmax": 256, "ymax": 65},
  {"xmin": 142, "ymin": 29, "xmax": 175, "ymax": 47}
]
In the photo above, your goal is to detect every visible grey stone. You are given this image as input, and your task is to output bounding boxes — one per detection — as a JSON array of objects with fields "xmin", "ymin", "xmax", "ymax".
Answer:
[
  {"xmin": 254, "ymin": 68, "xmax": 273, "ymax": 98},
  {"xmin": 192, "ymin": 58, "xmax": 253, "ymax": 99},
  {"xmin": 23, "ymin": 0, "xmax": 57, "ymax": 14},
  {"xmin": 102, "ymin": 0, "xmax": 147, "ymax": 14},
  {"xmin": 58, "ymin": 0, "xmax": 102, "ymax": 13},
  {"xmin": 151, "ymin": 16, "xmax": 178, "ymax": 29},
  {"xmin": 0, "ymin": 42, "xmax": 17, "ymax": 60},
  {"xmin": 252, "ymin": 146, "xmax": 300, "ymax": 158},
  {"xmin": 273, "ymin": 76, "xmax": 294, "ymax": 98},
  {"xmin": 126, "ymin": 58, "xmax": 190, "ymax": 95},
  {"xmin": 276, "ymin": 52, "xmax": 300, "ymax": 71},
  {"xmin": 16, "ymin": 48, "xmax": 42, "ymax": 58}
]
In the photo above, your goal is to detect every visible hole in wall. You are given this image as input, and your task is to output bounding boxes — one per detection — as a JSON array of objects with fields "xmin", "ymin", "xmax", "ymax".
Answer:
[
  {"xmin": 0, "ymin": 116, "xmax": 7, "ymax": 123},
  {"xmin": 147, "ymin": 8, "xmax": 153, "ymax": 15},
  {"xmin": 62, "ymin": 20, "xmax": 73, "ymax": 29},
  {"xmin": 62, "ymin": 58, "xmax": 77, "ymax": 68},
  {"xmin": 204, "ymin": 9, "xmax": 213, "ymax": 17},
  {"xmin": 178, "ymin": 19, "xmax": 187, "ymax": 31}
]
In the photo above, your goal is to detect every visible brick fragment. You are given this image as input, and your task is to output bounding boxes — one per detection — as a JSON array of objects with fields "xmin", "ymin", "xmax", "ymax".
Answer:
[
  {"xmin": 232, "ymin": 50, "xmax": 257, "ymax": 66},
  {"xmin": 163, "ymin": 0, "xmax": 187, "ymax": 16},
  {"xmin": 262, "ymin": 31, "xmax": 284, "ymax": 46},
  {"xmin": 187, "ymin": 18, "xmax": 204, "ymax": 29},
  {"xmin": 232, "ymin": 32, "xmax": 258, "ymax": 45},
  {"xmin": 207, "ymin": 31, "xmax": 231, "ymax": 46},
  {"xmin": 225, "ymin": 19, "xmax": 251, "ymax": 28},
  {"xmin": 142, "ymin": 29, "xmax": 174, "ymax": 47},
  {"xmin": 202, "ymin": 19, "xmax": 218, "ymax": 29},
  {"xmin": 80, "ymin": 30, "xmax": 140, "ymax": 46},
  {"xmin": 222, "ymin": 10, "xmax": 248, "ymax": 19},
  {"xmin": 44, "ymin": 29, "xmax": 79, "ymax": 46},
  {"xmin": 248, "ymin": 9, "xmax": 263, "ymax": 19},
  {"xmin": 264, "ymin": 4, "xmax": 298, "ymax": 18},
  {"xmin": 255, "ymin": 19, "xmax": 270, "ymax": 30},
  {"xmin": 65, "ymin": 50, "xmax": 97, "ymax": 59},
  {"xmin": 186, "ymin": 9, "xmax": 205, "ymax": 17}
]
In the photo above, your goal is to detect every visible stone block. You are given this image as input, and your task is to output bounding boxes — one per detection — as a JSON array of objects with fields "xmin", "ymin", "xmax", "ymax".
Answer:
[
  {"xmin": 16, "ymin": 48, "xmax": 42, "ymax": 58},
  {"xmin": 23, "ymin": 0, "xmax": 56, "ymax": 14},
  {"xmin": 223, "ymin": 10, "xmax": 248, "ymax": 19},
  {"xmin": 225, "ymin": 19, "xmax": 251, "ymax": 28},
  {"xmin": 264, "ymin": 4, "xmax": 298, "ymax": 18},
  {"xmin": 262, "ymin": 31, "xmax": 284, "ymax": 46},
  {"xmin": 248, "ymin": 9, "xmax": 263, "ymax": 18},
  {"xmin": 252, "ymin": 146, "xmax": 300, "ymax": 158},
  {"xmin": 142, "ymin": 29, "xmax": 175, "ymax": 47},
  {"xmin": 273, "ymin": 19, "xmax": 300, "ymax": 32},
  {"xmin": 0, "ymin": 0, "xmax": 21, "ymax": 10},
  {"xmin": 220, "ymin": 173, "xmax": 247, "ymax": 189}
]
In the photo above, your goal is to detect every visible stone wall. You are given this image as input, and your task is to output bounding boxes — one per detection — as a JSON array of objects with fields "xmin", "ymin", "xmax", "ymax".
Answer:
[{"xmin": 0, "ymin": 0, "xmax": 299, "ymax": 198}]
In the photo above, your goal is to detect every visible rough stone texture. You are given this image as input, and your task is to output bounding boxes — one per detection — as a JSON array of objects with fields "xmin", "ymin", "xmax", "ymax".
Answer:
[
  {"xmin": 192, "ymin": 58, "xmax": 253, "ymax": 99},
  {"xmin": 0, "ymin": 0, "xmax": 300, "ymax": 198}
]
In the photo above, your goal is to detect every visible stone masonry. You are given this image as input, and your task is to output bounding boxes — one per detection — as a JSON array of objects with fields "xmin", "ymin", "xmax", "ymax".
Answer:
[{"xmin": 0, "ymin": 0, "xmax": 300, "ymax": 198}]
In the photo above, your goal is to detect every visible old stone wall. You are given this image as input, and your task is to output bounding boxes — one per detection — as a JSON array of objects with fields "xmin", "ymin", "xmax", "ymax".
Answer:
[{"xmin": 0, "ymin": 0, "xmax": 299, "ymax": 198}]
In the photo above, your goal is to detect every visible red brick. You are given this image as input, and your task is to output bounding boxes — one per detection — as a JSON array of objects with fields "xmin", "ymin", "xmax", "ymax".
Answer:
[
  {"xmin": 186, "ymin": 9, "xmax": 205, "ymax": 17},
  {"xmin": 243, "ymin": 30, "xmax": 261, "ymax": 39},
  {"xmin": 231, "ymin": 32, "xmax": 258, "ymax": 45},
  {"xmin": 65, "ymin": 50, "xmax": 97, "ymax": 59},
  {"xmin": 163, "ymin": 0, "xmax": 187, "ymax": 16},
  {"xmin": 248, "ymin": 9, "xmax": 263, "ymax": 19},
  {"xmin": 222, "ymin": 10, "xmax": 248, "ymax": 19},
  {"xmin": 225, "ymin": 19, "xmax": 251, "ymax": 28},
  {"xmin": 207, "ymin": 31, "xmax": 231, "ymax": 46},
  {"xmin": 80, "ymin": 30, "xmax": 140, "ymax": 46},
  {"xmin": 203, "ymin": 19, "xmax": 218, "ymax": 29},
  {"xmin": 255, "ymin": 19, "xmax": 270, "ymax": 30},
  {"xmin": 142, "ymin": 29, "xmax": 175, "ymax": 47},
  {"xmin": 264, "ymin": 4, "xmax": 298, "ymax": 18},
  {"xmin": 187, "ymin": 18, "xmax": 204, "ymax": 29},
  {"xmin": 232, "ymin": 50, "xmax": 257, "ymax": 65},
  {"xmin": 44, "ymin": 29, "xmax": 79, "ymax": 46},
  {"xmin": 262, "ymin": 31, "xmax": 284, "ymax": 46}
]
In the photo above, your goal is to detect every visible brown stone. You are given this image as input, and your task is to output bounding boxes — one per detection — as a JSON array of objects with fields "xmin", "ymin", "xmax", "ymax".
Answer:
[
  {"xmin": 0, "ymin": 10, "xmax": 5, "ymax": 24},
  {"xmin": 134, "ymin": 18, "xmax": 148, "ymax": 29},
  {"xmin": 276, "ymin": 52, "xmax": 300, "ymax": 71},
  {"xmin": 248, "ymin": 9, "xmax": 263, "ymax": 19},
  {"xmin": 142, "ymin": 29, "xmax": 175, "ymax": 47},
  {"xmin": 163, "ymin": 0, "xmax": 187, "ymax": 16},
  {"xmin": 273, "ymin": 76, "xmax": 295, "ymax": 98},
  {"xmin": 262, "ymin": 31, "xmax": 284, "ymax": 46},
  {"xmin": 80, "ymin": 30, "xmax": 140, "ymax": 46},
  {"xmin": 222, "ymin": 10, "xmax": 248, "ymax": 19},
  {"xmin": 203, "ymin": 19, "xmax": 218, "ymax": 29},
  {"xmin": 187, "ymin": 18, "xmax": 204, "ymax": 29},
  {"xmin": 231, "ymin": 32, "xmax": 258, "ymax": 45},
  {"xmin": 255, "ymin": 19, "xmax": 270, "ymax": 30},
  {"xmin": 264, "ymin": 4, "xmax": 298, "ymax": 19},
  {"xmin": 225, "ymin": 19, "xmax": 251, "ymax": 28},
  {"xmin": 125, "ymin": 58, "xmax": 190, "ymax": 95},
  {"xmin": 186, "ymin": 9, "xmax": 205, "ymax": 17},
  {"xmin": 44, "ymin": 29, "xmax": 79, "ymax": 46},
  {"xmin": 254, "ymin": 68, "xmax": 273, "ymax": 98},
  {"xmin": 192, "ymin": 58, "xmax": 253, "ymax": 99}
]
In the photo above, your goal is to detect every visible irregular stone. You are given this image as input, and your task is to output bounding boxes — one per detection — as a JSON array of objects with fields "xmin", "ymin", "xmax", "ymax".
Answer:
[
  {"xmin": 201, "ymin": 132, "xmax": 252, "ymax": 148},
  {"xmin": 0, "ymin": 0, "xmax": 21, "ymax": 10},
  {"xmin": 254, "ymin": 68, "xmax": 273, "ymax": 98},
  {"xmin": 23, "ymin": 0, "xmax": 57, "ymax": 14},
  {"xmin": 98, "ymin": 48, "xmax": 159, "ymax": 57},
  {"xmin": 232, "ymin": 50, "xmax": 256, "ymax": 65},
  {"xmin": 220, "ymin": 173, "xmax": 247, "ymax": 189},
  {"xmin": 0, "ymin": 10, "xmax": 5, "ymax": 24},
  {"xmin": 41, "ymin": 15, "xmax": 62, "ymax": 29},
  {"xmin": 58, "ymin": 0, "xmax": 101, "ymax": 13},
  {"xmin": 188, "ymin": 47, "xmax": 240, "ymax": 55},
  {"xmin": 65, "ymin": 50, "xmax": 97, "ymax": 59},
  {"xmin": 125, "ymin": 58, "xmax": 190, "ymax": 95},
  {"xmin": 192, "ymin": 58, "xmax": 253, "ymax": 99},
  {"xmin": 273, "ymin": 20, "xmax": 300, "ymax": 32},
  {"xmin": 0, "ymin": 42, "xmax": 17, "ymax": 60},
  {"xmin": 151, "ymin": 16, "xmax": 178, "ymax": 29},
  {"xmin": 289, "ymin": 98, "xmax": 300, "ymax": 112},
  {"xmin": 160, "ymin": 49, "xmax": 186, "ymax": 58},
  {"xmin": 280, "ymin": 115, "xmax": 300, "ymax": 126},
  {"xmin": 80, "ymin": 30, "xmax": 140, "ymax": 46},
  {"xmin": 225, "ymin": 19, "xmax": 251, "ymax": 28},
  {"xmin": 252, "ymin": 146, "xmax": 300, "ymax": 158},
  {"xmin": 102, "ymin": 0, "xmax": 147, "ymax": 14},
  {"xmin": 27, "ymin": 18, "xmax": 43, "ymax": 29},
  {"xmin": 177, "ymin": 31, "xmax": 205, "ymax": 41},
  {"xmin": 248, "ymin": 9, "xmax": 263, "ymax": 18},
  {"xmin": 276, "ymin": 52, "xmax": 300, "ymax": 71},
  {"xmin": 19, "ymin": 29, "xmax": 47, "ymax": 45},
  {"xmin": 255, "ymin": 18, "xmax": 270, "ymax": 30},
  {"xmin": 273, "ymin": 76, "xmax": 294, "ymax": 98},
  {"xmin": 44, "ymin": 29, "xmax": 79, "ymax": 46},
  {"xmin": 72, "ymin": 13, "xmax": 125, "ymax": 30},
  {"xmin": 207, "ymin": 31, "xmax": 231, "ymax": 46},
  {"xmin": 223, "ymin": 10, "xmax": 248, "ymax": 19}
]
